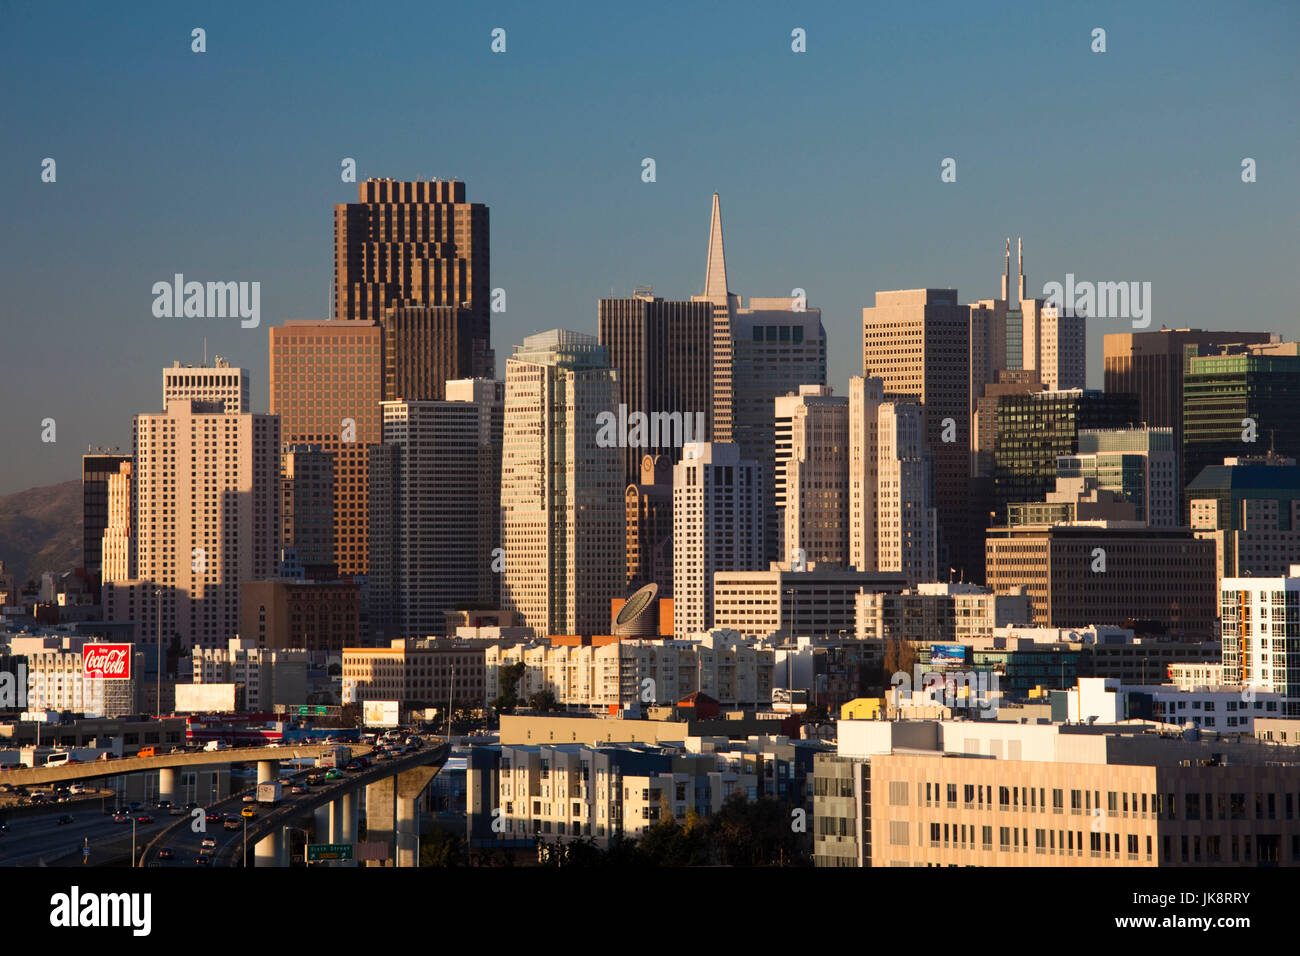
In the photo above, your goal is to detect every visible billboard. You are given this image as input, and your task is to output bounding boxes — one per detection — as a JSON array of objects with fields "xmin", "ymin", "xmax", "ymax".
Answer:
[
  {"xmin": 363, "ymin": 700, "xmax": 400, "ymax": 728},
  {"xmin": 175, "ymin": 683, "xmax": 239, "ymax": 713},
  {"xmin": 929, "ymin": 644, "xmax": 967, "ymax": 664},
  {"xmin": 82, "ymin": 643, "xmax": 132, "ymax": 679}
]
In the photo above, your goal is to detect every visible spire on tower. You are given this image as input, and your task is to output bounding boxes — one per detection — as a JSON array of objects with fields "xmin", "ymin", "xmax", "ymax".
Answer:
[
  {"xmin": 1017, "ymin": 237, "xmax": 1026, "ymax": 301},
  {"xmin": 703, "ymin": 193, "xmax": 729, "ymax": 301},
  {"xmin": 1001, "ymin": 237, "xmax": 1011, "ymax": 301}
]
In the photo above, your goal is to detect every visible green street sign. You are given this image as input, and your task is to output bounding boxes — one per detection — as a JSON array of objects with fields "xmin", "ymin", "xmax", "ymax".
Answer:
[
  {"xmin": 307, "ymin": 843, "xmax": 353, "ymax": 861},
  {"xmin": 296, "ymin": 705, "xmax": 329, "ymax": 716}
]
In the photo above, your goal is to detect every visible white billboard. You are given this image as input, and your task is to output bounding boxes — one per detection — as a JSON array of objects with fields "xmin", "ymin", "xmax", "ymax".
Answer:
[
  {"xmin": 363, "ymin": 699, "xmax": 400, "ymax": 728},
  {"xmin": 175, "ymin": 683, "xmax": 239, "ymax": 713}
]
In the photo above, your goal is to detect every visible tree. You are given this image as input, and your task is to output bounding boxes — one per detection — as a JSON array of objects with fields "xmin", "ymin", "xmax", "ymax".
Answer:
[
  {"xmin": 493, "ymin": 661, "xmax": 526, "ymax": 715},
  {"xmin": 526, "ymin": 689, "xmax": 559, "ymax": 712},
  {"xmin": 420, "ymin": 825, "xmax": 467, "ymax": 867}
]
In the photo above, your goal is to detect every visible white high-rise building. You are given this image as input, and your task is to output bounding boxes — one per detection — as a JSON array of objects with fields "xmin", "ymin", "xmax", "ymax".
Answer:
[
  {"xmin": 161, "ymin": 356, "xmax": 249, "ymax": 412},
  {"xmin": 877, "ymin": 402, "xmax": 938, "ymax": 585},
  {"xmin": 672, "ymin": 443, "xmax": 763, "ymax": 636},
  {"xmin": 369, "ymin": 379, "xmax": 503, "ymax": 641},
  {"xmin": 500, "ymin": 331, "xmax": 622, "ymax": 637},
  {"xmin": 1221, "ymin": 565, "xmax": 1300, "ymax": 716},
  {"xmin": 848, "ymin": 376, "xmax": 884, "ymax": 573},
  {"xmin": 103, "ymin": 367, "xmax": 280, "ymax": 652},
  {"xmin": 776, "ymin": 385, "xmax": 849, "ymax": 565}
]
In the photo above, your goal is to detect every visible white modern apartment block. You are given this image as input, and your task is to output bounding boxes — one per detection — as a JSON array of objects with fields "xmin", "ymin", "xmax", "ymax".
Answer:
[
  {"xmin": 713, "ymin": 564, "xmax": 907, "ymax": 639},
  {"xmin": 776, "ymin": 386, "xmax": 849, "ymax": 565},
  {"xmin": 877, "ymin": 402, "xmax": 938, "ymax": 585},
  {"xmin": 1221, "ymin": 564, "xmax": 1300, "ymax": 716},
  {"xmin": 103, "ymin": 367, "xmax": 280, "ymax": 652},
  {"xmin": 1057, "ymin": 427, "xmax": 1179, "ymax": 526},
  {"xmin": 1068, "ymin": 677, "xmax": 1282, "ymax": 732},
  {"xmin": 500, "ymin": 331, "xmax": 623, "ymax": 637},
  {"xmin": 190, "ymin": 637, "xmax": 308, "ymax": 711},
  {"xmin": 673, "ymin": 443, "xmax": 764, "ymax": 636},
  {"xmin": 369, "ymin": 380, "xmax": 502, "ymax": 640}
]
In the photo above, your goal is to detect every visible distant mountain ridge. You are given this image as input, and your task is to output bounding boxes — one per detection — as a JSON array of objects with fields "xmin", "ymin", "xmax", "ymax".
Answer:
[{"xmin": 0, "ymin": 480, "xmax": 82, "ymax": 585}]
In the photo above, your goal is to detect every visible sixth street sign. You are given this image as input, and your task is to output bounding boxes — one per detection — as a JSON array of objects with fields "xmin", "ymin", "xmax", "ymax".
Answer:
[{"xmin": 307, "ymin": 843, "xmax": 353, "ymax": 861}]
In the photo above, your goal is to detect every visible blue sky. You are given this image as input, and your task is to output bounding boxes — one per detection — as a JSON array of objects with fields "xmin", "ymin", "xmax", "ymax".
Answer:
[{"xmin": 1, "ymin": 0, "xmax": 1297, "ymax": 492}]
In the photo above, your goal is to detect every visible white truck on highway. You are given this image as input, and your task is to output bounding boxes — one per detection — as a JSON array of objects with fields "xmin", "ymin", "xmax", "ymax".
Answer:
[
  {"xmin": 316, "ymin": 746, "xmax": 351, "ymax": 769},
  {"xmin": 256, "ymin": 782, "xmax": 282, "ymax": 804}
]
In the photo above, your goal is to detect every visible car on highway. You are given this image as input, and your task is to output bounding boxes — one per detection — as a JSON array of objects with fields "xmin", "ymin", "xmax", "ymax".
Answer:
[
  {"xmin": 194, "ymin": 855, "xmax": 211, "ymax": 866},
  {"xmin": 242, "ymin": 794, "xmax": 256, "ymax": 802},
  {"xmin": 205, "ymin": 811, "xmax": 221, "ymax": 824},
  {"xmin": 290, "ymin": 784, "xmax": 307, "ymax": 794},
  {"xmin": 158, "ymin": 848, "xmax": 173, "ymax": 860},
  {"xmin": 135, "ymin": 814, "xmax": 154, "ymax": 824},
  {"xmin": 240, "ymin": 806, "xmax": 256, "ymax": 819},
  {"xmin": 168, "ymin": 805, "xmax": 186, "ymax": 815},
  {"xmin": 184, "ymin": 802, "xmax": 199, "ymax": 811},
  {"xmin": 112, "ymin": 813, "xmax": 130, "ymax": 824},
  {"xmin": 56, "ymin": 814, "xmax": 74, "ymax": 825},
  {"xmin": 306, "ymin": 774, "xmax": 323, "ymax": 786},
  {"xmin": 324, "ymin": 769, "xmax": 342, "ymax": 780},
  {"xmin": 223, "ymin": 817, "xmax": 241, "ymax": 831},
  {"xmin": 201, "ymin": 838, "xmax": 216, "ymax": 850}
]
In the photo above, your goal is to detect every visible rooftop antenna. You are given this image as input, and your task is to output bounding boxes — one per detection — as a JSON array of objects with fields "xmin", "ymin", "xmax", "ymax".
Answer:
[{"xmin": 203, "ymin": 338, "xmax": 207, "ymax": 366}]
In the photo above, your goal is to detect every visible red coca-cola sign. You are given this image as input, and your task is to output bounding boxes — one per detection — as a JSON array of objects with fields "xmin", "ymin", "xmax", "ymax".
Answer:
[{"xmin": 83, "ymin": 644, "xmax": 132, "ymax": 679}]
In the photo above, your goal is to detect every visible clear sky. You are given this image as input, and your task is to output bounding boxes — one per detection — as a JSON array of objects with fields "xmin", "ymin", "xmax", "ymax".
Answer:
[{"xmin": 1, "ymin": 0, "xmax": 1297, "ymax": 493}]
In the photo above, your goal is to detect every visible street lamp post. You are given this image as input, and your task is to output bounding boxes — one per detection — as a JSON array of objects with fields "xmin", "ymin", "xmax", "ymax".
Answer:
[
  {"xmin": 154, "ymin": 587, "xmax": 162, "ymax": 717},
  {"xmin": 131, "ymin": 814, "xmax": 137, "ymax": 868}
]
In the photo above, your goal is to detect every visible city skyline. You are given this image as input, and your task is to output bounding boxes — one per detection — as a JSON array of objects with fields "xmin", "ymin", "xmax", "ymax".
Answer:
[{"xmin": 3, "ymin": 0, "xmax": 1298, "ymax": 493}]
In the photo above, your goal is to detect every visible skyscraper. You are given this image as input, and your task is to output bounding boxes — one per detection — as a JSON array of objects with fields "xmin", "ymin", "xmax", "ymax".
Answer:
[
  {"xmin": 1221, "ymin": 565, "xmax": 1300, "ymax": 715},
  {"xmin": 692, "ymin": 194, "xmax": 741, "ymax": 443},
  {"xmin": 369, "ymin": 380, "xmax": 502, "ymax": 641},
  {"xmin": 776, "ymin": 386, "xmax": 849, "ymax": 565},
  {"xmin": 334, "ymin": 178, "xmax": 489, "ymax": 325},
  {"xmin": 598, "ymin": 291, "xmax": 714, "ymax": 486},
  {"xmin": 862, "ymin": 288, "xmax": 972, "ymax": 578},
  {"xmin": 1182, "ymin": 348, "xmax": 1300, "ymax": 496},
  {"xmin": 672, "ymin": 442, "xmax": 764, "ymax": 636},
  {"xmin": 877, "ymin": 401, "xmax": 939, "ymax": 585},
  {"xmin": 1056, "ymin": 427, "xmax": 1179, "ymax": 527},
  {"xmin": 281, "ymin": 445, "xmax": 335, "ymax": 578},
  {"xmin": 500, "ymin": 331, "xmax": 622, "ymax": 637},
  {"xmin": 103, "ymin": 368, "xmax": 280, "ymax": 652},
  {"xmin": 733, "ymin": 301, "xmax": 828, "ymax": 563},
  {"xmin": 992, "ymin": 389, "xmax": 1140, "ymax": 522},
  {"xmin": 82, "ymin": 450, "xmax": 131, "ymax": 600},
  {"xmin": 626, "ymin": 454, "xmax": 674, "ymax": 595},
  {"xmin": 848, "ymin": 376, "xmax": 884, "ymax": 574},
  {"xmin": 268, "ymin": 319, "xmax": 383, "ymax": 576},
  {"xmin": 380, "ymin": 302, "xmax": 493, "ymax": 401}
]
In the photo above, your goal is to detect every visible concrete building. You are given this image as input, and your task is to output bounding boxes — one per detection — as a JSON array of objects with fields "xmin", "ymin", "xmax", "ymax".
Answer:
[
  {"xmin": 191, "ymin": 638, "xmax": 308, "ymax": 711},
  {"xmin": 814, "ymin": 718, "xmax": 1300, "ymax": 867},
  {"xmin": 598, "ymin": 291, "xmax": 714, "ymax": 486},
  {"xmin": 238, "ymin": 579, "xmax": 360, "ymax": 653},
  {"xmin": 862, "ymin": 289, "xmax": 973, "ymax": 579},
  {"xmin": 342, "ymin": 638, "xmax": 492, "ymax": 711},
  {"xmin": 985, "ymin": 522, "xmax": 1217, "ymax": 638},
  {"xmin": 856, "ymin": 582, "xmax": 1032, "ymax": 643},
  {"xmin": 847, "ymin": 376, "xmax": 883, "ymax": 575},
  {"xmin": 1067, "ymin": 677, "xmax": 1282, "ymax": 732},
  {"xmin": 1188, "ymin": 455, "xmax": 1300, "ymax": 594},
  {"xmin": 625, "ymin": 454, "xmax": 674, "ymax": 595},
  {"xmin": 369, "ymin": 381, "xmax": 502, "ymax": 640},
  {"xmin": 1221, "ymin": 564, "xmax": 1300, "ymax": 716},
  {"xmin": 104, "ymin": 368, "xmax": 280, "ymax": 652},
  {"xmin": 776, "ymin": 386, "xmax": 849, "ymax": 566},
  {"xmin": 100, "ymin": 460, "xmax": 132, "ymax": 586},
  {"xmin": 1057, "ymin": 427, "xmax": 1179, "ymax": 527},
  {"xmin": 877, "ymin": 401, "xmax": 938, "ymax": 584},
  {"xmin": 280, "ymin": 445, "xmax": 334, "ymax": 579},
  {"xmin": 11, "ymin": 636, "xmax": 142, "ymax": 718},
  {"xmin": 712, "ymin": 565, "xmax": 907, "ymax": 640},
  {"xmin": 379, "ymin": 302, "xmax": 493, "ymax": 401},
  {"xmin": 1006, "ymin": 477, "xmax": 1138, "ymax": 526},
  {"xmin": 691, "ymin": 193, "xmax": 742, "ymax": 444},
  {"xmin": 269, "ymin": 318, "xmax": 383, "ymax": 576},
  {"xmin": 672, "ymin": 443, "xmax": 764, "ymax": 636},
  {"xmin": 500, "ymin": 330, "xmax": 623, "ymax": 638}
]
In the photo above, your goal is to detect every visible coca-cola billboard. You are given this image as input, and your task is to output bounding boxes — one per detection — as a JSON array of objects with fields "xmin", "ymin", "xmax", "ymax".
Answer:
[{"xmin": 82, "ymin": 643, "xmax": 132, "ymax": 680}]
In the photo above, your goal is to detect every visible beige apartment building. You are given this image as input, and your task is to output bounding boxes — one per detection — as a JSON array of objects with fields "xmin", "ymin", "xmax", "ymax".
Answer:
[
  {"xmin": 815, "ymin": 719, "xmax": 1300, "ymax": 867},
  {"xmin": 342, "ymin": 638, "xmax": 489, "ymax": 711},
  {"xmin": 776, "ymin": 386, "xmax": 849, "ymax": 565}
]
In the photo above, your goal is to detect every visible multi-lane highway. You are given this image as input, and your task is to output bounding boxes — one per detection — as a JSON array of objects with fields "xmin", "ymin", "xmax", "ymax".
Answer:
[{"xmin": 0, "ymin": 802, "xmax": 173, "ymax": 867}]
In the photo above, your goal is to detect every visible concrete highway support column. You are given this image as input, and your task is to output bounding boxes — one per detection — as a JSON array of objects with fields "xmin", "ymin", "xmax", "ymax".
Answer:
[
  {"xmin": 254, "ymin": 829, "xmax": 281, "ymax": 867},
  {"xmin": 256, "ymin": 760, "xmax": 279, "ymax": 786},
  {"xmin": 339, "ymin": 789, "xmax": 358, "ymax": 867},
  {"xmin": 365, "ymin": 777, "xmax": 396, "ymax": 867},
  {"xmin": 395, "ymin": 767, "xmax": 438, "ymax": 869},
  {"xmin": 314, "ymin": 804, "xmax": 331, "ymax": 844},
  {"xmin": 157, "ymin": 767, "xmax": 177, "ymax": 805}
]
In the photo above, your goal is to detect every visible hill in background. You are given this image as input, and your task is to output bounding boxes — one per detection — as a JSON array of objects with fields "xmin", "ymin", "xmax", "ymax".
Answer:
[{"xmin": 0, "ymin": 480, "xmax": 82, "ymax": 586}]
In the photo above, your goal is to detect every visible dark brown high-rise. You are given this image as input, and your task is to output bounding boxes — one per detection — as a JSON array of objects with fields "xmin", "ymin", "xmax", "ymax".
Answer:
[
  {"xmin": 335, "ymin": 179, "xmax": 493, "ymax": 391},
  {"xmin": 598, "ymin": 293, "xmax": 713, "ymax": 486}
]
